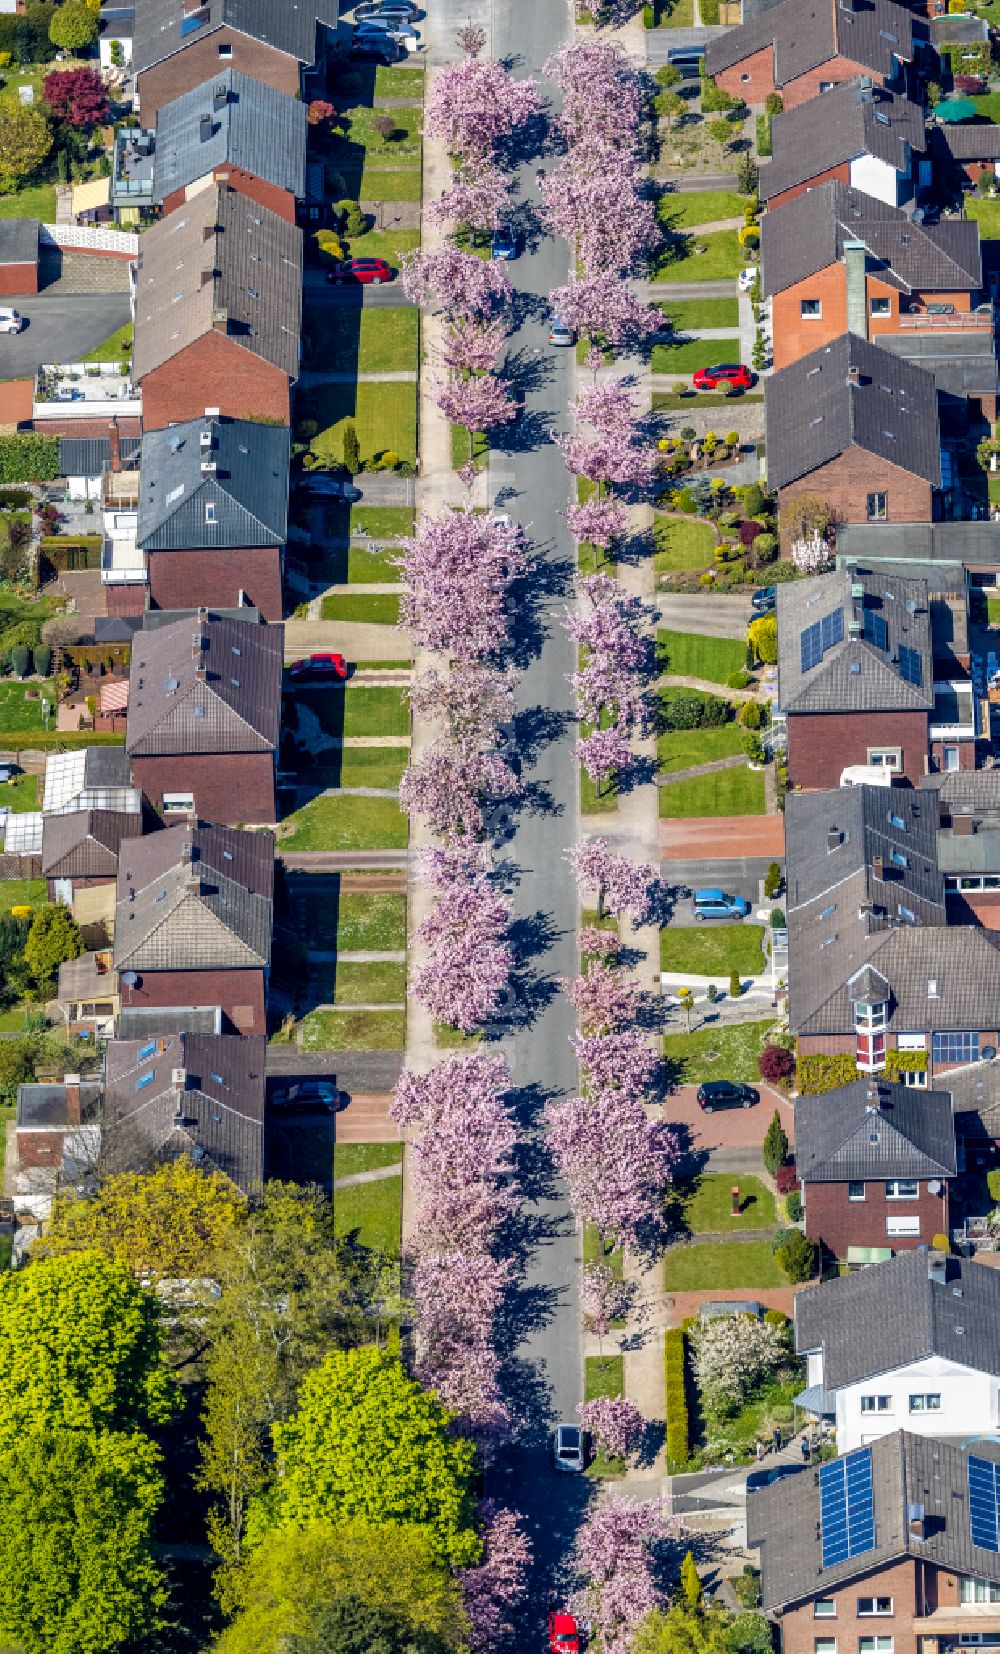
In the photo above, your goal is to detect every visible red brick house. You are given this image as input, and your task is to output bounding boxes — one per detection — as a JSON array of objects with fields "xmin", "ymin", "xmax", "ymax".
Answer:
[
  {"xmin": 137, "ymin": 417, "xmax": 288, "ymax": 621},
  {"xmin": 759, "ymin": 79, "xmax": 926, "ymax": 211},
  {"xmin": 124, "ymin": 609, "xmax": 283, "ymax": 825},
  {"xmin": 795, "ymin": 1078, "xmax": 956, "ymax": 1259},
  {"xmin": 132, "ymin": 184, "xmax": 301, "ymax": 431},
  {"xmin": 14, "ymin": 1074, "xmax": 102, "ymax": 1218},
  {"xmin": 706, "ymin": 0, "xmax": 913, "ymax": 111},
  {"xmin": 132, "ymin": 0, "xmax": 339, "ymax": 127},
  {"xmin": 102, "ymin": 1030, "xmax": 264, "ymax": 1192},
  {"xmin": 114, "ymin": 821, "xmax": 274, "ymax": 1036},
  {"xmin": 931, "ymin": 120, "xmax": 1000, "ymax": 190},
  {"xmin": 152, "ymin": 70, "xmax": 307, "ymax": 224}
]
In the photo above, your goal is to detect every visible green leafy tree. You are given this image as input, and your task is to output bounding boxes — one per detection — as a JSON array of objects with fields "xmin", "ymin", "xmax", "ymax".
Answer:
[
  {"xmin": 216, "ymin": 1518, "xmax": 468, "ymax": 1654},
  {"xmin": 708, "ymin": 117, "xmax": 734, "ymax": 148},
  {"xmin": 729, "ymin": 1614, "xmax": 772, "ymax": 1654},
  {"xmin": 776, "ymin": 1229, "xmax": 816, "ymax": 1283},
  {"xmin": 288, "ymin": 1595, "xmax": 422, "ymax": 1654},
  {"xmin": 256, "ymin": 1347, "xmax": 479, "ymax": 1567},
  {"xmin": 680, "ymin": 1551, "xmax": 703, "ymax": 1610},
  {"xmin": 0, "ymin": 101, "xmax": 51, "ymax": 190},
  {"xmin": 659, "ymin": 91, "xmax": 687, "ymax": 129},
  {"xmin": 0, "ymin": 1251, "xmax": 175, "ymax": 1446},
  {"xmin": 636, "ymin": 1605, "xmax": 735, "ymax": 1654},
  {"xmin": 736, "ymin": 151, "xmax": 758, "ymax": 196},
  {"xmin": 48, "ymin": 0, "xmax": 97, "ymax": 48},
  {"xmin": 0, "ymin": 1427, "xmax": 167, "ymax": 1654},
  {"xmin": 37, "ymin": 1156, "xmax": 245, "ymax": 1278},
  {"xmin": 763, "ymin": 1109, "xmax": 789, "ymax": 1175},
  {"xmin": 747, "ymin": 614, "xmax": 778, "ymax": 665},
  {"xmin": 729, "ymin": 969, "xmax": 741, "ymax": 1001},
  {"xmin": 342, "ymin": 419, "xmax": 361, "ymax": 474},
  {"xmin": 655, "ymin": 62, "xmax": 681, "ymax": 88},
  {"xmin": 23, "ymin": 901, "xmax": 83, "ymax": 990}
]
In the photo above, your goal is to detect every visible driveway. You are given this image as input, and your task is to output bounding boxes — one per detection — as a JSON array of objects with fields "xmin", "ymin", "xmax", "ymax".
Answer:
[
  {"xmin": 662, "ymin": 815, "xmax": 786, "ymax": 860},
  {"xmin": 665, "ymin": 1083, "xmax": 793, "ymax": 1156},
  {"xmin": 657, "ymin": 593, "xmax": 754, "ymax": 638},
  {"xmin": 0, "ymin": 293, "xmax": 131, "ymax": 378}
]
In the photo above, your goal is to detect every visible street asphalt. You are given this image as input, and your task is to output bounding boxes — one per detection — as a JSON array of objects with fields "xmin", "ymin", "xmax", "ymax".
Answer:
[{"xmin": 0, "ymin": 293, "xmax": 132, "ymax": 379}]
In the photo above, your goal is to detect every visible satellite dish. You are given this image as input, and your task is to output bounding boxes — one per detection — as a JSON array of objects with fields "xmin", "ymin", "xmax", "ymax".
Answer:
[
  {"xmin": 984, "ymin": 1046, "xmax": 998, "ymax": 1063},
  {"xmin": 121, "ymin": 970, "xmax": 139, "ymax": 987},
  {"xmin": 928, "ymin": 1180, "xmax": 943, "ymax": 1196}
]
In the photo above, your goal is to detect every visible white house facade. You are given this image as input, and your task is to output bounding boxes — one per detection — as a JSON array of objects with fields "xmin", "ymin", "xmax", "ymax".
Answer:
[{"xmin": 804, "ymin": 1349, "xmax": 1000, "ymax": 1452}]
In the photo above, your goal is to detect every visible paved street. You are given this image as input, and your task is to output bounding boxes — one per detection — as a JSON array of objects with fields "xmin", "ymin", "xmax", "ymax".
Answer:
[{"xmin": 0, "ymin": 292, "xmax": 131, "ymax": 378}]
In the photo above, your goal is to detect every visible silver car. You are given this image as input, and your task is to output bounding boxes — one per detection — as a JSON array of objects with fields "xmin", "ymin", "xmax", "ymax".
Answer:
[
  {"xmin": 554, "ymin": 1423, "xmax": 585, "ymax": 1473},
  {"xmin": 548, "ymin": 316, "xmax": 576, "ymax": 347}
]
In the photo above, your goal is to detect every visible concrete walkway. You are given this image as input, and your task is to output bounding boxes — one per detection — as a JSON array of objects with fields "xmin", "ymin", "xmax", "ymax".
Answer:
[
  {"xmin": 298, "ymin": 370, "xmax": 418, "ymax": 386},
  {"xmin": 283, "ymin": 619, "xmax": 413, "ymax": 661},
  {"xmin": 658, "ymin": 671, "xmax": 759, "ymax": 700},
  {"xmin": 333, "ymin": 1162, "xmax": 403, "ymax": 1190},
  {"xmin": 656, "ymin": 752, "xmax": 748, "ymax": 786}
]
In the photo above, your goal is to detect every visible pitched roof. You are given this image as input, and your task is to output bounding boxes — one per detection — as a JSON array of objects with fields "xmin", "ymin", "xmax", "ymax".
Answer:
[
  {"xmin": 59, "ymin": 434, "xmax": 141, "ymax": 477},
  {"xmin": 153, "ymin": 70, "xmax": 307, "ymax": 203},
  {"xmin": 789, "ymin": 920, "xmax": 1000, "ymax": 1036},
  {"xmin": 794, "ymin": 1077, "xmax": 956, "ymax": 1182},
  {"xmin": 760, "ymin": 79, "xmax": 925, "ymax": 202},
  {"xmin": 103, "ymin": 1031, "xmax": 264, "ymax": 1192},
  {"xmin": 132, "ymin": 184, "xmax": 302, "ymax": 384},
  {"xmin": 931, "ymin": 120, "xmax": 1000, "ymax": 163},
  {"xmin": 785, "ymin": 783, "xmax": 944, "ymax": 915},
  {"xmin": 41, "ymin": 809, "xmax": 143, "ymax": 879},
  {"xmin": 794, "ymin": 1250, "xmax": 1000, "ymax": 1383},
  {"xmin": 124, "ymin": 610, "xmax": 282, "ymax": 756},
  {"xmin": 133, "ymin": 0, "xmax": 339, "ymax": 76},
  {"xmin": 114, "ymin": 821, "xmax": 274, "ymax": 972},
  {"xmin": 876, "ymin": 327, "xmax": 1000, "ymax": 402},
  {"xmin": 750, "ymin": 1430, "xmax": 1000, "ymax": 1611},
  {"xmin": 138, "ymin": 417, "xmax": 289, "ymax": 550},
  {"xmin": 705, "ymin": 0, "xmax": 912, "ymax": 84},
  {"xmin": 776, "ymin": 565, "xmax": 935, "ymax": 714},
  {"xmin": 760, "ymin": 180, "xmax": 981, "ymax": 298}
]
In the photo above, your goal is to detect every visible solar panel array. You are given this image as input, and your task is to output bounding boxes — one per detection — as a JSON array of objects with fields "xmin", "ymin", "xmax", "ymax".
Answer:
[
  {"xmin": 898, "ymin": 644, "xmax": 922, "ymax": 687},
  {"xmin": 864, "ymin": 610, "xmax": 889, "ymax": 650},
  {"xmin": 819, "ymin": 1448, "xmax": 876, "ymax": 1569},
  {"xmin": 800, "ymin": 608, "xmax": 845, "ymax": 674},
  {"xmin": 969, "ymin": 1455, "xmax": 1000, "ymax": 1553}
]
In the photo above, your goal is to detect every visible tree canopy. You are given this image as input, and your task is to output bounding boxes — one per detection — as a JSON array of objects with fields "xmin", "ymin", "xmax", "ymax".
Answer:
[
  {"xmin": 0, "ymin": 102, "xmax": 51, "ymax": 190},
  {"xmin": 217, "ymin": 1519, "xmax": 468, "ymax": 1654},
  {"xmin": 635, "ymin": 1607, "xmax": 737, "ymax": 1654},
  {"xmin": 255, "ymin": 1348, "xmax": 479, "ymax": 1567},
  {"xmin": 0, "ymin": 1427, "xmax": 167, "ymax": 1654},
  {"xmin": 48, "ymin": 0, "xmax": 97, "ymax": 47},
  {"xmin": 0, "ymin": 1251, "xmax": 175, "ymax": 1445},
  {"xmin": 24, "ymin": 902, "xmax": 83, "ymax": 990}
]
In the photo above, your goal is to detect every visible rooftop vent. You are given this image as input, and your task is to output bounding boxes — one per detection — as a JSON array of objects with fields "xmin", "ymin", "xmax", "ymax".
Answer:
[
  {"xmin": 928, "ymin": 1250, "xmax": 948, "ymax": 1286},
  {"xmin": 908, "ymin": 1503, "xmax": 926, "ymax": 1542}
]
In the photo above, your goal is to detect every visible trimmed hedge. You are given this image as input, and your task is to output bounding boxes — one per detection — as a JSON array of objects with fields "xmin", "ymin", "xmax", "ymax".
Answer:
[
  {"xmin": 665, "ymin": 1326, "xmax": 691, "ymax": 1470},
  {"xmin": 797, "ymin": 1051, "xmax": 859, "ymax": 1095},
  {"xmin": 0, "ymin": 731, "xmax": 125, "ymax": 752}
]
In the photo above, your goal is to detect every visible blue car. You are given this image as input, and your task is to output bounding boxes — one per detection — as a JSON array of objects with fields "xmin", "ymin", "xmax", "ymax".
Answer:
[
  {"xmin": 691, "ymin": 888, "xmax": 751, "ymax": 922},
  {"xmin": 491, "ymin": 226, "xmax": 519, "ymax": 260}
]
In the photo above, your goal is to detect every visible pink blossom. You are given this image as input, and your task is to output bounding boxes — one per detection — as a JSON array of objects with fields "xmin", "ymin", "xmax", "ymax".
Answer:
[
  {"xmin": 577, "ymin": 723, "xmax": 632, "ymax": 791},
  {"xmin": 566, "ymin": 839, "xmax": 659, "ymax": 924},
  {"xmin": 400, "ymin": 743, "xmax": 521, "ymax": 838},
  {"xmin": 546, "ymin": 1089, "xmax": 680, "ymax": 1252},
  {"xmin": 572, "ymin": 1496, "xmax": 678, "ymax": 1654},
  {"xmin": 545, "ymin": 41, "xmax": 642, "ymax": 149},
  {"xmin": 579, "ymin": 1397, "xmax": 645, "ymax": 1462},
  {"xmin": 433, "ymin": 373, "xmax": 517, "ymax": 434},
  {"xmin": 415, "ymin": 874, "xmax": 513, "ymax": 1033},
  {"xmin": 394, "ymin": 506, "xmax": 527, "ymax": 662},
  {"xmin": 427, "ymin": 157, "xmax": 510, "ymax": 234},
  {"xmin": 541, "ymin": 150, "xmax": 659, "ymax": 277},
  {"xmin": 563, "ymin": 496, "xmax": 629, "ymax": 552},
  {"xmin": 391, "ymin": 1052, "xmax": 519, "ymax": 1245},
  {"xmin": 581, "ymin": 1262, "xmax": 633, "ymax": 1345},
  {"xmin": 440, "ymin": 314, "xmax": 509, "ymax": 376},
  {"xmin": 577, "ymin": 926, "xmax": 620, "ymax": 960},
  {"xmin": 572, "ymin": 1029, "xmax": 659, "ymax": 1097},
  {"xmin": 549, "ymin": 274, "xmax": 661, "ymax": 348},
  {"xmin": 563, "ymin": 962, "xmax": 639, "ymax": 1036},
  {"xmin": 400, "ymin": 244, "xmax": 512, "ymax": 318},
  {"xmin": 456, "ymin": 21, "xmax": 486, "ymax": 58},
  {"xmin": 424, "ymin": 59, "xmax": 540, "ymax": 159},
  {"xmin": 409, "ymin": 663, "xmax": 515, "ymax": 753},
  {"xmin": 412, "ymin": 1251, "xmax": 513, "ymax": 1432},
  {"xmin": 459, "ymin": 1504, "xmax": 533, "ymax": 1653}
]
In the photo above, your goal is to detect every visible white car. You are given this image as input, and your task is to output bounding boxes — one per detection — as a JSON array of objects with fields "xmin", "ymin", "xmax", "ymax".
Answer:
[
  {"xmin": 738, "ymin": 267, "xmax": 757, "ymax": 293},
  {"xmin": 554, "ymin": 1423, "xmax": 585, "ymax": 1473},
  {"xmin": 0, "ymin": 308, "xmax": 24, "ymax": 334}
]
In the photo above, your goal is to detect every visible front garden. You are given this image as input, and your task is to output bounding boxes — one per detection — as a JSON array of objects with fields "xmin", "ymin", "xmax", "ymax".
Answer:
[{"xmin": 665, "ymin": 1309, "xmax": 804, "ymax": 1469}]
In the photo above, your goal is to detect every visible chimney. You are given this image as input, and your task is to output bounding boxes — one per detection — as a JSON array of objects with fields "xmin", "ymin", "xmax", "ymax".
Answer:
[
  {"xmin": 847, "ymin": 364, "xmax": 862, "ymax": 386},
  {"xmin": 184, "ymin": 875, "xmax": 200, "ymax": 895},
  {"xmin": 865, "ymin": 1083, "xmax": 881, "ymax": 1111},
  {"xmin": 64, "ymin": 1074, "xmax": 81, "ymax": 1126},
  {"xmin": 844, "ymin": 240, "xmax": 868, "ymax": 340},
  {"xmin": 107, "ymin": 417, "xmax": 121, "ymax": 474},
  {"xmin": 194, "ymin": 665, "xmax": 207, "ymax": 681},
  {"xmin": 908, "ymin": 1503, "xmax": 926, "ymax": 1543},
  {"xmin": 191, "ymin": 631, "xmax": 204, "ymax": 661},
  {"xmin": 199, "ymin": 113, "xmax": 213, "ymax": 143},
  {"xmin": 827, "ymin": 827, "xmax": 842, "ymax": 850},
  {"xmin": 928, "ymin": 1250, "xmax": 948, "ymax": 1286},
  {"xmin": 952, "ymin": 812, "xmax": 974, "ymax": 836},
  {"xmin": 872, "ymin": 855, "xmax": 884, "ymax": 881}
]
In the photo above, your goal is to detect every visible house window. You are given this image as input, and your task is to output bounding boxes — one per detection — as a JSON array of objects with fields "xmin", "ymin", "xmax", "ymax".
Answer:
[
  {"xmin": 859, "ymin": 1640, "xmax": 893, "ymax": 1654},
  {"xmin": 860, "ymin": 1396, "xmax": 892, "ymax": 1413},
  {"xmin": 901, "ymin": 1068, "xmax": 927, "ymax": 1089},
  {"xmin": 819, "ymin": 80, "xmax": 836, "ymax": 92},
  {"xmin": 857, "ymin": 1601, "xmax": 893, "ymax": 1617},
  {"xmin": 848, "ymin": 1182, "xmax": 865, "ymax": 1201},
  {"xmin": 741, "ymin": 72, "xmax": 751, "ymax": 81},
  {"xmin": 887, "ymin": 1214, "xmax": 921, "ymax": 1237},
  {"xmin": 205, "ymin": 503, "xmax": 217, "ymax": 524},
  {"xmin": 961, "ymin": 1579, "xmax": 1000, "ymax": 1604},
  {"xmin": 815, "ymin": 1642, "xmax": 837, "ymax": 1654},
  {"xmin": 932, "ymin": 1032, "xmax": 981, "ymax": 1066},
  {"xmin": 943, "ymin": 745, "xmax": 960, "ymax": 772},
  {"xmin": 867, "ymin": 749, "xmax": 900, "ymax": 769},
  {"xmin": 867, "ymin": 492, "xmax": 888, "ymax": 521},
  {"xmin": 870, "ymin": 298, "xmax": 892, "ymax": 317},
  {"xmin": 885, "ymin": 1180, "xmax": 918, "ymax": 1199},
  {"xmin": 856, "ymin": 1032, "xmax": 887, "ymax": 1072},
  {"xmin": 801, "ymin": 299, "xmax": 822, "ymax": 318},
  {"xmin": 890, "ymin": 850, "xmax": 908, "ymax": 870},
  {"xmin": 855, "ymin": 1001, "xmax": 887, "ymax": 1031},
  {"xmin": 218, "ymin": 40, "xmax": 233, "ymax": 56},
  {"xmin": 162, "ymin": 792, "xmax": 195, "ymax": 814},
  {"xmin": 908, "ymin": 1395, "xmax": 941, "ymax": 1412},
  {"xmin": 815, "ymin": 1603, "xmax": 837, "ymax": 1619}
]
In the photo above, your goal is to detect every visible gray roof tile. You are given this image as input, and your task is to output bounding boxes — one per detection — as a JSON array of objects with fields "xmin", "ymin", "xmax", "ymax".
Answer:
[
  {"xmin": 153, "ymin": 70, "xmax": 307, "ymax": 203},
  {"xmin": 0, "ymin": 219, "xmax": 39, "ymax": 266},
  {"xmin": 794, "ymin": 1077, "xmax": 956, "ymax": 1181},
  {"xmin": 706, "ymin": 0, "xmax": 912, "ymax": 85},
  {"xmin": 789, "ymin": 921, "xmax": 1000, "ymax": 1036},
  {"xmin": 777, "ymin": 566, "xmax": 935, "ymax": 714},
  {"xmin": 133, "ymin": 0, "xmax": 339, "ymax": 76},
  {"xmin": 125, "ymin": 610, "xmax": 282, "ymax": 756},
  {"xmin": 760, "ymin": 79, "xmax": 925, "ymax": 202},
  {"xmin": 41, "ymin": 809, "xmax": 143, "ymax": 879},
  {"xmin": 785, "ymin": 782, "xmax": 944, "ymax": 914},
  {"xmin": 138, "ymin": 417, "xmax": 289, "ymax": 550},
  {"xmin": 114, "ymin": 821, "xmax": 274, "ymax": 972},
  {"xmin": 59, "ymin": 435, "xmax": 141, "ymax": 477}
]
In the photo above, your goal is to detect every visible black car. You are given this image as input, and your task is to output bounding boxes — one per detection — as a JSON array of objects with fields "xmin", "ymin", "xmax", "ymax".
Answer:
[
  {"xmin": 696, "ymin": 1081, "xmax": 759, "ymax": 1112},
  {"xmin": 751, "ymin": 585, "xmax": 777, "ymax": 615},
  {"xmin": 349, "ymin": 33, "xmax": 403, "ymax": 60},
  {"xmin": 270, "ymin": 1081, "xmax": 342, "ymax": 1114}
]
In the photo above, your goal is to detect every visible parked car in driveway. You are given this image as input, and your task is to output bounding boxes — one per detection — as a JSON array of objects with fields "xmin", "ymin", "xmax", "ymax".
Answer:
[
  {"xmin": 696, "ymin": 1081, "xmax": 759, "ymax": 1112},
  {"xmin": 328, "ymin": 257, "xmax": 393, "ymax": 286},
  {"xmin": 738, "ymin": 266, "xmax": 758, "ymax": 292},
  {"xmin": 349, "ymin": 32, "xmax": 404, "ymax": 60},
  {"xmin": 548, "ymin": 315, "xmax": 576, "ymax": 346},
  {"xmin": 691, "ymin": 888, "xmax": 750, "ymax": 921},
  {"xmin": 751, "ymin": 585, "xmax": 777, "ymax": 615},
  {"xmin": 289, "ymin": 652, "xmax": 348, "ymax": 681},
  {"xmin": 693, "ymin": 363, "xmax": 752, "ymax": 392},
  {"xmin": 549, "ymin": 1615, "xmax": 580, "ymax": 1654},
  {"xmin": 271, "ymin": 1081, "xmax": 342, "ymax": 1114},
  {"xmin": 354, "ymin": 0, "xmax": 420, "ymax": 19},
  {"xmin": 354, "ymin": 19, "xmax": 419, "ymax": 48},
  {"xmin": 295, "ymin": 473, "xmax": 362, "ymax": 500},
  {"xmin": 554, "ymin": 1423, "xmax": 585, "ymax": 1472},
  {"xmin": 491, "ymin": 225, "xmax": 519, "ymax": 260}
]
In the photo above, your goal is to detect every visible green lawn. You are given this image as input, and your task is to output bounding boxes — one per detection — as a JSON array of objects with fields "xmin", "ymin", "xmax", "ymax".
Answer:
[
  {"xmin": 278, "ymin": 795, "xmax": 408, "ymax": 851},
  {"xmin": 305, "ymin": 381, "xmax": 417, "ymax": 468},
  {"xmin": 660, "ymin": 924, "xmax": 766, "ymax": 978},
  {"xmin": 0, "ymin": 681, "xmax": 55, "ymax": 733},
  {"xmin": 360, "ymin": 167, "xmax": 422, "ymax": 203},
  {"xmin": 81, "ymin": 324, "xmax": 133, "ymax": 364},
  {"xmin": 657, "ymin": 722, "xmax": 743, "ymax": 775},
  {"xmin": 663, "ymin": 1017, "xmax": 774, "ymax": 1084},
  {"xmin": 653, "ymin": 231, "xmax": 745, "ymax": 283},
  {"xmin": 335, "ymin": 1143, "xmax": 404, "ymax": 1176},
  {"xmin": 334, "ymin": 1171, "xmax": 402, "ymax": 1253},
  {"xmin": 988, "ymin": 595, "xmax": 1000, "ymax": 627},
  {"xmin": 658, "ymin": 630, "xmax": 746, "ymax": 684},
  {"xmin": 346, "ymin": 228, "xmax": 421, "ymax": 266},
  {"xmin": 337, "ymin": 890, "xmax": 406, "ymax": 952},
  {"xmin": 756, "ymin": 114, "xmax": 772, "ymax": 158},
  {"xmin": 338, "ymin": 102, "xmax": 423, "ymax": 156},
  {"xmin": 664, "ymin": 1239, "xmax": 787, "ymax": 1290},
  {"xmin": 352, "ymin": 505, "xmax": 414, "ymax": 539},
  {"xmin": 659, "ymin": 0, "xmax": 695, "ymax": 22},
  {"xmin": 301, "ymin": 1008, "xmax": 405, "ymax": 1049},
  {"xmin": 658, "ymin": 191, "xmax": 747, "ymax": 231},
  {"xmin": 329, "ymin": 544, "xmax": 401, "ymax": 583},
  {"xmin": 375, "ymin": 64, "xmax": 425, "ymax": 97},
  {"xmin": 0, "ymin": 182, "xmax": 56, "ymax": 221},
  {"xmin": 321, "ymin": 594, "xmax": 401, "ymax": 626},
  {"xmin": 333, "ymin": 960, "xmax": 407, "ymax": 1004},
  {"xmin": 0, "ymin": 774, "xmax": 37, "ymax": 813},
  {"xmin": 963, "ymin": 195, "xmax": 1000, "ymax": 238},
  {"xmin": 673, "ymin": 1172, "xmax": 776, "ymax": 1235},
  {"xmin": 971, "ymin": 93, "xmax": 1000, "ymax": 122},
  {"xmin": 337, "ymin": 747, "xmax": 407, "ymax": 789},
  {"xmin": 585, "ymin": 1354, "xmax": 624, "ymax": 1401},
  {"xmin": 654, "ymin": 515, "xmax": 717, "ymax": 573},
  {"xmin": 659, "ymin": 765, "xmax": 765, "ymax": 817},
  {"xmin": 291, "ymin": 685, "xmax": 408, "ymax": 739},
  {"xmin": 654, "ymin": 390, "xmax": 763, "ymax": 411},
  {"xmin": 658, "ymin": 297, "xmax": 740, "ymax": 330},
  {"xmin": 0, "ymin": 879, "xmax": 46, "ymax": 911},
  {"xmin": 652, "ymin": 336, "xmax": 741, "ymax": 375},
  {"xmin": 302, "ymin": 307, "xmax": 418, "ymax": 376},
  {"xmin": 451, "ymin": 425, "xmax": 488, "ymax": 470}
]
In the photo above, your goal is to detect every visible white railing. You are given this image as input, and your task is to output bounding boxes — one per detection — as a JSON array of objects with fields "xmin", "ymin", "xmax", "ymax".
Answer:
[{"xmin": 40, "ymin": 222, "xmax": 138, "ymax": 257}]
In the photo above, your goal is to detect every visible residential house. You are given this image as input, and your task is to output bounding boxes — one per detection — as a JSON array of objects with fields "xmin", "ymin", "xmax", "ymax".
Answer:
[
  {"xmin": 760, "ymin": 181, "xmax": 986, "ymax": 374},
  {"xmin": 931, "ymin": 121, "xmax": 1000, "ymax": 192},
  {"xmin": 776, "ymin": 568, "xmax": 936, "ymax": 788},
  {"xmin": 152, "ymin": 70, "xmax": 308, "ymax": 223},
  {"xmin": 705, "ymin": 0, "xmax": 913, "ymax": 111},
  {"xmin": 124, "ymin": 608, "xmax": 283, "ymax": 824},
  {"xmin": 41, "ymin": 809, "xmax": 144, "ymax": 943},
  {"xmin": 747, "ymin": 1429, "xmax": 1000, "ymax": 1647},
  {"xmin": 759, "ymin": 79, "xmax": 926, "ymax": 210},
  {"xmin": 132, "ymin": 184, "xmax": 302, "ymax": 431},
  {"xmin": 137, "ymin": 416, "xmax": 288, "ymax": 621},
  {"xmin": 42, "ymin": 746, "xmax": 140, "ymax": 816},
  {"xmin": 0, "ymin": 220, "xmax": 39, "ymax": 296},
  {"xmin": 103, "ymin": 1030, "xmax": 264, "ymax": 1193},
  {"xmin": 766, "ymin": 334, "xmax": 943, "ymax": 529},
  {"xmin": 59, "ymin": 429, "xmax": 141, "ymax": 502},
  {"xmin": 919, "ymin": 770, "xmax": 1000, "ymax": 926},
  {"xmin": 132, "ymin": 0, "xmax": 339, "ymax": 126},
  {"xmin": 795, "ymin": 1078, "xmax": 956, "ymax": 1259},
  {"xmin": 113, "ymin": 821, "xmax": 274, "ymax": 1036},
  {"xmin": 14, "ymin": 1074, "xmax": 102, "ymax": 1218},
  {"xmin": 55, "ymin": 951, "xmax": 119, "ymax": 1037},
  {"xmin": 793, "ymin": 1251, "xmax": 1000, "ymax": 1449}
]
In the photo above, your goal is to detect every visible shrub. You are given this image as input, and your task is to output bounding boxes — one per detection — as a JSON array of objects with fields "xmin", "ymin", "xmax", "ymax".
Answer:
[
  {"xmin": 376, "ymin": 450, "xmax": 400, "ymax": 471},
  {"xmin": 739, "ymin": 700, "xmax": 762, "ymax": 730},
  {"xmin": 10, "ymin": 646, "xmax": 29, "ymax": 677},
  {"xmin": 955, "ymin": 73, "xmax": 987, "ymax": 94},
  {"xmin": 665, "ymin": 1328, "xmax": 690, "ymax": 1469},
  {"xmin": 673, "ymin": 487, "xmax": 700, "ymax": 514},
  {"xmin": 707, "ymin": 983, "xmax": 717, "ymax": 1003},
  {"xmin": 663, "ymin": 694, "xmax": 704, "ymax": 730},
  {"xmin": 31, "ymin": 646, "xmax": 50, "ymax": 678},
  {"xmin": 742, "ymin": 731, "xmax": 764, "ymax": 764},
  {"xmin": 342, "ymin": 420, "xmax": 361, "ymax": 474},
  {"xmin": 763, "ymin": 1309, "xmax": 789, "ymax": 1329},
  {"xmin": 642, "ymin": 2, "xmax": 656, "ymax": 23},
  {"xmin": 739, "ymin": 519, "xmax": 763, "ymax": 547},
  {"xmin": 339, "ymin": 199, "xmax": 367, "ymax": 239},
  {"xmin": 884, "ymin": 1049, "xmax": 928, "ymax": 1082},
  {"xmin": 931, "ymin": 1232, "xmax": 950, "ymax": 1253},
  {"xmin": 770, "ymin": 909, "xmax": 785, "ymax": 930},
  {"xmin": 726, "ymin": 669, "xmax": 753, "ymax": 690},
  {"xmin": 729, "ymin": 969, "xmax": 741, "ymax": 1000},
  {"xmin": 988, "ymin": 1169, "xmax": 1000, "ymax": 1205},
  {"xmin": 786, "ymin": 1190, "xmax": 803, "ymax": 1223},
  {"xmin": 764, "ymin": 92, "xmax": 783, "ymax": 117},
  {"xmin": 759, "ymin": 1044, "xmax": 794, "ymax": 1084},
  {"xmin": 775, "ymin": 1163, "xmax": 799, "ymax": 1196},
  {"xmin": 798, "ymin": 1051, "xmax": 859, "ymax": 1095},
  {"xmin": 763, "ymin": 1110, "xmax": 788, "ymax": 1175},
  {"xmin": 0, "ymin": 434, "xmax": 59, "ymax": 484},
  {"xmin": 753, "ymin": 532, "xmax": 779, "ymax": 565},
  {"xmin": 296, "ymin": 418, "xmax": 318, "ymax": 443},
  {"xmin": 763, "ymin": 862, "xmax": 782, "ymax": 899},
  {"xmin": 777, "ymin": 1229, "xmax": 817, "ymax": 1283}
]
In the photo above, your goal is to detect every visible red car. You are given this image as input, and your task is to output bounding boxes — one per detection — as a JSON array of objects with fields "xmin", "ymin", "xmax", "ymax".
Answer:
[
  {"xmin": 692, "ymin": 362, "xmax": 752, "ymax": 391},
  {"xmin": 328, "ymin": 258, "xmax": 393, "ymax": 286},
  {"xmin": 549, "ymin": 1615, "xmax": 580, "ymax": 1654},
  {"xmin": 289, "ymin": 652, "xmax": 348, "ymax": 680}
]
